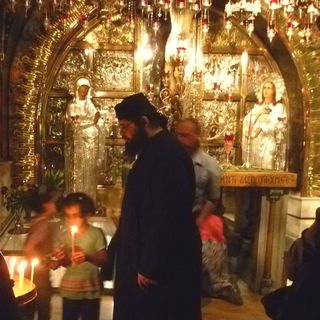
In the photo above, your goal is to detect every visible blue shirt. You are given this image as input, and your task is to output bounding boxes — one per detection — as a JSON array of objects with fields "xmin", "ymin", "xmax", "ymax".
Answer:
[{"xmin": 192, "ymin": 149, "xmax": 222, "ymax": 213}]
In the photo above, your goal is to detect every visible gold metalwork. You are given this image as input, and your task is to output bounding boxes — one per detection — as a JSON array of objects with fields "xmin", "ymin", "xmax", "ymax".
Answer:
[
  {"xmin": 47, "ymin": 97, "xmax": 68, "ymax": 140},
  {"xmin": 10, "ymin": 2, "xmax": 87, "ymax": 184},
  {"xmin": 291, "ymin": 37, "xmax": 320, "ymax": 196},
  {"xmin": 9, "ymin": 1, "xmax": 317, "ymax": 193},
  {"xmin": 84, "ymin": 21, "xmax": 134, "ymax": 45},
  {"xmin": 93, "ymin": 98, "xmax": 125, "ymax": 185},
  {"xmin": 201, "ymin": 100, "xmax": 237, "ymax": 140},
  {"xmin": 54, "ymin": 50, "xmax": 87, "ymax": 90},
  {"xmin": 246, "ymin": 55, "xmax": 273, "ymax": 96},
  {"xmin": 93, "ymin": 50, "xmax": 134, "ymax": 91},
  {"xmin": 102, "ymin": 146, "xmax": 124, "ymax": 185},
  {"xmin": 203, "ymin": 53, "xmax": 241, "ymax": 95},
  {"xmin": 203, "ymin": 17, "xmax": 257, "ymax": 50}
]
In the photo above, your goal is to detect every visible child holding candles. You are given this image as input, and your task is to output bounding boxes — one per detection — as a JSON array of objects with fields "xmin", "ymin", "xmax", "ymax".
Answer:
[{"xmin": 54, "ymin": 192, "xmax": 107, "ymax": 320}]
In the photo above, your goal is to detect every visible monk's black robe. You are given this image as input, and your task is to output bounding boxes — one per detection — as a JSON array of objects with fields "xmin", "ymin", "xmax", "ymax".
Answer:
[{"xmin": 112, "ymin": 130, "xmax": 202, "ymax": 320}]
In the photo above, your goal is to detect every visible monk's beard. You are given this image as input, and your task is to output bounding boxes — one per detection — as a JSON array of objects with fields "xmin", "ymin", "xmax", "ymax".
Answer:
[{"xmin": 125, "ymin": 125, "xmax": 148, "ymax": 157}]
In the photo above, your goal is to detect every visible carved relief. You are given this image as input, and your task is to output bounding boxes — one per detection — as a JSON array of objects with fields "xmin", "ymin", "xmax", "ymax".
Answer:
[
  {"xmin": 201, "ymin": 100, "xmax": 238, "ymax": 140},
  {"xmin": 84, "ymin": 21, "xmax": 134, "ymax": 45},
  {"xmin": 54, "ymin": 50, "xmax": 87, "ymax": 90},
  {"xmin": 93, "ymin": 50, "xmax": 134, "ymax": 91},
  {"xmin": 247, "ymin": 56, "xmax": 273, "ymax": 96},
  {"xmin": 204, "ymin": 18, "xmax": 257, "ymax": 49},
  {"xmin": 100, "ymin": 146, "xmax": 125, "ymax": 186},
  {"xmin": 47, "ymin": 97, "xmax": 68, "ymax": 140},
  {"xmin": 203, "ymin": 54, "xmax": 241, "ymax": 95}
]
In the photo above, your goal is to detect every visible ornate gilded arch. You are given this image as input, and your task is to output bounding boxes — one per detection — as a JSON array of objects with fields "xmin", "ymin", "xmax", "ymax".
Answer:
[
  {"xmin": 9, "ymin": 2, "xmax": 320, "ymax": 196},
  {"xmin": 9, "ymin": 2, "xmax": 140, "ymax": 186}
]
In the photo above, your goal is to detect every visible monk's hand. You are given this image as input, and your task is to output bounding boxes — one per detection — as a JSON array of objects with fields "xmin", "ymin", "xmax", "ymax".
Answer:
[{"xmin": 137, "ymin": 273, "xmax": 157, "ymax": 289}]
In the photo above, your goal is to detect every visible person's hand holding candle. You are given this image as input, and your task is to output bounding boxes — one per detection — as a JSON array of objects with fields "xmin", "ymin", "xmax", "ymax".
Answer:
[{"xmin": 72, "ymin": 248, "xmax": 86, "ymax": 265}]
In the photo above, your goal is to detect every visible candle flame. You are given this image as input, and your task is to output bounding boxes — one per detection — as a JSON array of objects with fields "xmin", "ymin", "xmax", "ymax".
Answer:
[
  {"xmin": 71, "ymin": 225, "xmax": 78, "ymax": 235},
  {"xmin": 31, "ymin": 258, "xmax": 39, "ymax": 267},
  {"xmin": 9, "ymin": 257, "xmax": 17, "ymax": 267},
  {"xmin": 9, "ymin": 257, "xmax": 17, "ymax": 279},
  {"xmin": 18, "ymin": 260, "xmax": 27, "ymax": 272}
]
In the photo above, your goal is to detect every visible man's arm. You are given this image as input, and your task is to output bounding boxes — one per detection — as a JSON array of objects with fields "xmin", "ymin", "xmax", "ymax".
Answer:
[{"xmin": 197, "ymin": 156, "xmax": 221, "ymax": 225}]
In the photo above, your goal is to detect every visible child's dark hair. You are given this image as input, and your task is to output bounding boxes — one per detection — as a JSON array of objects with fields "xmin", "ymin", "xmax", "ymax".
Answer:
[{"xmin": 62, "ymin": 192, "xmax": 95, "ymax": 217}]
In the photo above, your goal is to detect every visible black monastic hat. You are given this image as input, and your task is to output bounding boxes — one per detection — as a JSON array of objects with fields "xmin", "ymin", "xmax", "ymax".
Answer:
[{"xmin": 115, "ymin": 93, "xmax": 167, "ymax": 128}]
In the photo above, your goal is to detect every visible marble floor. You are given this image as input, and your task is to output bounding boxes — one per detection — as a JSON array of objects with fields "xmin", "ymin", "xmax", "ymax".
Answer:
[{"xmin": 50, "ymin": 281, "xmax": 269, "ymax": 320}]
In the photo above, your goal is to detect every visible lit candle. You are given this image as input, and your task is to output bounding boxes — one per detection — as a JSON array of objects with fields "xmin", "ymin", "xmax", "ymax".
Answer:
[
  {"xmin": 18, "ymin": 260, "xmax": 27, "ymax": 290},
  {"xmin": 71, "ymin": 225, "xmax": 78, "ymax": 259},
  {"xmin": 241, "ymin": 50, "xmax": 249, "ymax": 76},
  {"xmin": 9, "ymin": 257, "xmax": 16, "ymax": 279},
  {"xmin": 30, "ymin": 258, "xmax": 39, "ymax": 288}
]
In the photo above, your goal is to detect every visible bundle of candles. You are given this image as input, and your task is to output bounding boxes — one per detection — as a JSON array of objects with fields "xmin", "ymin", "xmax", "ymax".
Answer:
[{"xmin": 8, "ymin": 257, "xmax": 39, "ymax": 294}]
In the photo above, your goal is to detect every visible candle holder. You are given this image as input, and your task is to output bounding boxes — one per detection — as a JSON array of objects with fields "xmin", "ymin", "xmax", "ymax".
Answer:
[
  {"xmin": 223, "ymin": 131, "xmax": 235, "ymax": 167},
  {"xmin": 192, "ymin": 71, "xmax": 202, "ymax": 84},
  {"xmin": 274, "ymin": 117, "xmax": 286, "ymax": 170},
  {"xmin": 174, "ymin": 47, "xmax": 187, "ymax": 98},
  {"xmin": 242, "ymin": 136, "xmax": 252, "ymax": 169},
  {"xmin": 146, "ymin": 83, "xmax": 155, "ymax": 102},
  {"xmin": 213, "ymin": 82, "xmax": 222, "ymax": 99},
  {"xmin": 176, "ymin": 47, "xmax": 186, "ymax": 65}
]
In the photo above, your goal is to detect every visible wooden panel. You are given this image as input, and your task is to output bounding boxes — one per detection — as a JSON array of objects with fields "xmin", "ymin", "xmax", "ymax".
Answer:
[{"xmin": 221, "ymin": 170, "xmax": 297, "ymax": 188}]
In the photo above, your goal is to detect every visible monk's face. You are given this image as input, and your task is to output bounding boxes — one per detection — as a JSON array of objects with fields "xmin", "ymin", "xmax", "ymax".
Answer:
[
  {"xmin": 175, "ymin": 121, "xmax": 200, "ymax": 155},
  {"xmin": 119, "ymin": 120, "xmax": 137, "ymax": 141},
  {"xmin": 119, "ymin": 119, "xmax": 148, "ymax": 156}
]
